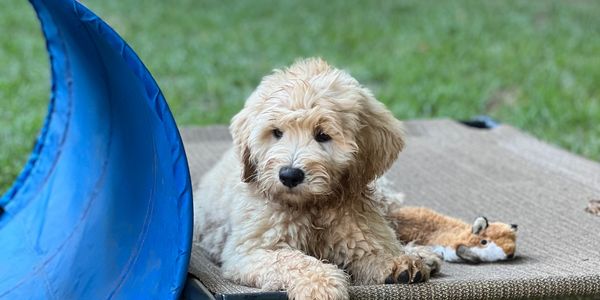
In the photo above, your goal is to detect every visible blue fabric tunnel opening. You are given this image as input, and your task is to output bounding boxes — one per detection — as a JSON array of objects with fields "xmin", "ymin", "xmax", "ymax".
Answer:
[{"xmin": 0, "ymin": 0, "xmax": 193, "ymax": 298}]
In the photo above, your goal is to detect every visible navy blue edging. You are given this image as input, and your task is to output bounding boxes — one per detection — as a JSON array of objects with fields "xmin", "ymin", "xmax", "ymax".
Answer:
[{"xmin": 459, "ymin": 115, "xmax": 500, "ymax": 129}]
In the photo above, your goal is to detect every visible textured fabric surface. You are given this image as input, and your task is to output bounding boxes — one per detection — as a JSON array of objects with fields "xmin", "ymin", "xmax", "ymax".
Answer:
[{"xmin": 183, "ymin": 119, "xmax": 600, "ymax": 299}]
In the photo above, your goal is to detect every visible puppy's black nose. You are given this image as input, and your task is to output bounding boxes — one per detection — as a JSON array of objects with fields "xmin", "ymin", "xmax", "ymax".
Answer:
[{"xmin": 279, "ymin": 167, "xmax": 304, "ymax": 188}]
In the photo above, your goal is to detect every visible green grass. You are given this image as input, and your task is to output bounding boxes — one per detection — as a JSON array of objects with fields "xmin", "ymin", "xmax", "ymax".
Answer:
[{"xmin": 1, "ymin": 0, "xmax": 599, "ymax": 194}]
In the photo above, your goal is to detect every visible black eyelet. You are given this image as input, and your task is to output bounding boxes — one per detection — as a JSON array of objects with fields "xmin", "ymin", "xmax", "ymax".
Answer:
[
  {"xmin": 480, "ymin": 240, "xmax": 488, "ymax": 245},
  {"xmin": 315, "ymin": 131, "xmax": 331, "ymax": 143},
  {"xmin": 273, "ymin": 128, "xmax": 283, "ymax": 139}
]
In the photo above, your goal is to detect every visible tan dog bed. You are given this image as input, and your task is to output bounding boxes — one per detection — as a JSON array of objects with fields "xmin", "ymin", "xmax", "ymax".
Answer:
[{"xmin": 182, "ymin": 119, "xmax": 600, "ymax": 300}]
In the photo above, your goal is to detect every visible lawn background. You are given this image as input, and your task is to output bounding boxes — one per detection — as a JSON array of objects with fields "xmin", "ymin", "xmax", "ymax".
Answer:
[{"xmin": 1, "ymin": 0, "xmax": 599, "ymax": 194}]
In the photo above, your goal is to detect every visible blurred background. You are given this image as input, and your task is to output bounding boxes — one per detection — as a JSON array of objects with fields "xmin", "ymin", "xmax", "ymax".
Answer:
[{"xmin": 1, "ymin": 0, "xmax": 599, "ymax": 193}]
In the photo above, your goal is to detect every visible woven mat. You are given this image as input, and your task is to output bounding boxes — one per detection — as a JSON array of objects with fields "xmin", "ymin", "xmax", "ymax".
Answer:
[{"xmin": 182, "ymin": 119, "xmax": 600, "ymax": 299}]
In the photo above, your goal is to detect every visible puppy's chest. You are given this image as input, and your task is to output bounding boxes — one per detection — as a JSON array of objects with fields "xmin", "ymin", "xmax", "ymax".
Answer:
[
  {"xmin": 267, "ymin": 211, "xmax": 329, "ymax": 251},
  {"xmin": 268, "ymin": 210, "xmax": 364, "ymax": 264}
]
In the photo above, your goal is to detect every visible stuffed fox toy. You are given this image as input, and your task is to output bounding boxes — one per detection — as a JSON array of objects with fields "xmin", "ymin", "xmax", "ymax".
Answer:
[
  {"xmin": 389, "ymin": 206, "xmax": 518, "ymax": 263},
  {"xmin": 374, "ymin": 181, "xmax": 518, "ymax": 263}
]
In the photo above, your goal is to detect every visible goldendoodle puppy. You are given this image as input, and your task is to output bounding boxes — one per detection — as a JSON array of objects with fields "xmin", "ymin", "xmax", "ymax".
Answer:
[{"xmin": 193, "ymin": 58, "xmax": 441, "ymax": 300}]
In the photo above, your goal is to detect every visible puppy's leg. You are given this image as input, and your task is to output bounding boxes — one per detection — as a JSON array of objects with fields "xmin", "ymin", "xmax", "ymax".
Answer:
[
  {"xmin": 222, "ymin": 248, "xmax": 349, "ymax": 300},
  {"xmin": 348, "ymin": 252, "xmax": 432, "ymax": 284},
  {"xmin": 342, "ymin": 216, "xmax": 442, "ymax": 285}
]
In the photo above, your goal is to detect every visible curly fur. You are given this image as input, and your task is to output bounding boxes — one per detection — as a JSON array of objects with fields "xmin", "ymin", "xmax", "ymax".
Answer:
[{"xmin": 193, "ymin": 58, "xmax": 440, "ymax": 300}]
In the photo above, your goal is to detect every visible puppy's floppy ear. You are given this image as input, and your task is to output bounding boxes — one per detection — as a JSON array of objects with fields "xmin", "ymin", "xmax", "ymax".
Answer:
[
  {"xmin": 354, "ymin": 89, "xmax": 405, "ymax": 183},
  {"xmin": 240, "ymin": 146, "xmax": 257, "ymax": 182},
  {"xmin": 230, "ymin": 107, "xmax": 257, "ymax": 183}
]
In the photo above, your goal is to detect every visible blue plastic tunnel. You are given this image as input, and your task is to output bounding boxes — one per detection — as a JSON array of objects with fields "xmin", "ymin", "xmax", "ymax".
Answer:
[{"xmin": 0, "ymin": 0, "xmax": 193, "ymax": 298}]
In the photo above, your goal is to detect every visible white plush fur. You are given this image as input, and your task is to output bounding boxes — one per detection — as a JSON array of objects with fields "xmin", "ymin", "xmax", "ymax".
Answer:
[
  {"xmin": 433, "ymin": 246, "xmax": 461, "ymax": 262},
  {"xmin": 193, "ymin": 58, "xmax": 440, "ymax": 300},
  {"xmin": 434, "ymin": 243, "xmax": 507, "ymax": 262}
]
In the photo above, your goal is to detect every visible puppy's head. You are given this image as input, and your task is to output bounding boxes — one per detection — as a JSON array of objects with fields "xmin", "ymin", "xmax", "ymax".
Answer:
[{"xmin": 230, "ymin": 58, "xmax": 404, "ymax": 205}]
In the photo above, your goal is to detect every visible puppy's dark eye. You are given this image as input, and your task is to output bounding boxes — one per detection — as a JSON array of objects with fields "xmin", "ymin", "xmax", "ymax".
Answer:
[
  {"xmin": 272, "ymin": 128, "xmax": 283, "ymax": 139},
  {"xmin": 315, "ymin": 131, "xmax": 331, "ymax": 143},
  {"xmin": 480, "ymin": 240, "xmax": 488, "ymax": 245}
]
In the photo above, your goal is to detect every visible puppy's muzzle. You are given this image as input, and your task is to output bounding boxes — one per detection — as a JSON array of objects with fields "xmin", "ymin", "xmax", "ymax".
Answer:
[{"xmin": 279, "ymin": 167, "xmax": 305, "ymax": 188}]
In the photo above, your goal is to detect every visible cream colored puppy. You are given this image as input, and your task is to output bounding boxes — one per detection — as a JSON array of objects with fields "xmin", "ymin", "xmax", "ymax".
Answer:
[{"xmin": 193, "ymin": 58, "xmax": 440, "ymax": 300}]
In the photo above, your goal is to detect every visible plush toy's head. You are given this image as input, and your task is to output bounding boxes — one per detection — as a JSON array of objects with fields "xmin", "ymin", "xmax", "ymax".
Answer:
[{"xmin": 456, "ymin": 217, "xmax": 518, "ymax": 263}]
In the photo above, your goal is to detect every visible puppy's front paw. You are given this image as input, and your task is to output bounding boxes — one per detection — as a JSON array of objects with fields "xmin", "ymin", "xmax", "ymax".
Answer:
[
  {"xmin": 287, "ymin": 264, "xmax": 349, "ymax": 300},
  {"xmin": 404, "ymin": 244, "xmax": 443, "ymax": 275},
  {"xmin": 384, "ymin": 255, "xmax": 431, "ymax": 284}
]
